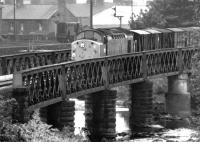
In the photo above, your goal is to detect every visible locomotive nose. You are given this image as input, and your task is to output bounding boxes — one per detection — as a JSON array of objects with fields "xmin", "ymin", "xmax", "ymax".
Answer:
[{"xmin": 71, "ymin": 40, "xmax": 102, "ymax": 61}]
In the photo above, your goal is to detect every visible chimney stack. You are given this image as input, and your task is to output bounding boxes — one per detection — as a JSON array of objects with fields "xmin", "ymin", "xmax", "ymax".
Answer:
[
  {"xmin": 16, "ymin": 0, "xmax": 24, "ymax": 8},
  {"xmin": 57, "ymin": 0, "xmax": 66, "ymax": 22}
]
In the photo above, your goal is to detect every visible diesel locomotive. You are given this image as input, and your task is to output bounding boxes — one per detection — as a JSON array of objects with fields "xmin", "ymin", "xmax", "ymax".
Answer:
[{"xmin": 71, "ymin": 27, "xmax": 200, "ymax": 61}]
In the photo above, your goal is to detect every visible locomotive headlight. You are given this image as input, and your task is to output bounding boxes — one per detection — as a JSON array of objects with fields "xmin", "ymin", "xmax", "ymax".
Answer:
[{"xmin": 80, "ymin": 43, "xmax": 85, "ymax": 48}]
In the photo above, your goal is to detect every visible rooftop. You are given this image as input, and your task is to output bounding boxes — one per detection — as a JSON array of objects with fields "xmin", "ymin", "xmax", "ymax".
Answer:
[
  {"xmin": 2, "ymin": 5, "xmax": 57, "ymax": 19},
  {"xmin": 66, "ymin": 3, "xmax": 113, "ymax": 17},
  {"xmin": 1, "ymin": 3, "xmax": 113, "ymax": 20}
]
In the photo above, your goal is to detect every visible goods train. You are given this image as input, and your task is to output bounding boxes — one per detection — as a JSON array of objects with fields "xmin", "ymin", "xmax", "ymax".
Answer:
[{"xmin": 71, "ymin": 27, "xmax": 200, "ymax": 61}]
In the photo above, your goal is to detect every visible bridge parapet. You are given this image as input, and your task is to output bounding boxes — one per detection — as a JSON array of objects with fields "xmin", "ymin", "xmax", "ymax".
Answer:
[
  {"xmin": 0, "ymin": 49, "xmax": 71, "ymax": 75},
  {"xmin": 13, "ymin": 47, "xmax": 196, "ymax": 111}
]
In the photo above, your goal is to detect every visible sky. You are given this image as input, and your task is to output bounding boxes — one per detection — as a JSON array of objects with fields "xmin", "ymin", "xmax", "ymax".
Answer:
[
  {"xmin": 76, "ymin": 0, "xmax": 113, "ymax": 3},
  {"xmin": 22, "ymin": 0, "xmax": 114, "ymax": 4}
]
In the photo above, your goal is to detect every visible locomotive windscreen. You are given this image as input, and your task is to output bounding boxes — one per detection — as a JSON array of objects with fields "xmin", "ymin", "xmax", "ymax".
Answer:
[
  {"xmin": 85, "ymin": 31, "xmax": 93, "ymax": 39},
  {"xmin": 76, "ymin": 30, "xmax": 103, "ymax": 42}
]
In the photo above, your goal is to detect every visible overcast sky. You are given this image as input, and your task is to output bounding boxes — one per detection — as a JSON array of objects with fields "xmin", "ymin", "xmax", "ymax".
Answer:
[{"xmin": 76, "ymin": 0, "xmax": 113, "ymax": 3}]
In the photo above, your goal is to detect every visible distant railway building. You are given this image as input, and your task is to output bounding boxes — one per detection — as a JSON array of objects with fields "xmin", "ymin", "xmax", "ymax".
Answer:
[
  {"xmin": 0, "ymin": 0, "xmax": 79, "ymax": 41},
  {"xmin": 0, "ymin": 0, "xmax": 113, "ymax": 41}
]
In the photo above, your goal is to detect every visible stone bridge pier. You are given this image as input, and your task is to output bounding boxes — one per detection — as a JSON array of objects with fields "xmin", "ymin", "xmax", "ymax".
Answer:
[
  {"xmin": 39, "ymin": 100, "xmax": 75, "ymax": 133},
  {"xmin": 85, "ymin": 90, "xmax": 117, "ymax": 142},
  {"xmin": 166, "ymin": 74, "xmax": 191, "ymax": 117},
  {"xmin": 129, "ymin": 80, "xmax": 154, "ymax": 137}
]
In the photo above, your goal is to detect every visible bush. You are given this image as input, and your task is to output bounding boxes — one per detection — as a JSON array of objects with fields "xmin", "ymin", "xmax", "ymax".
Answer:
[
  {"xmin": 190, "ymin": 53, "xmax": 200, "ymax": 111},
  {"xmin": 0, "ymin": 96, "xmax": 87, "ymax": 142}
]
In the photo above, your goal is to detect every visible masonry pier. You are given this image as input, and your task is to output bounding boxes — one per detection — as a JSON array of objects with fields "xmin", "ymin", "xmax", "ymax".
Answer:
[
  {"xmin": 85, "ymin": 90, "xmax": 117, "ymax": 142},
  {"xmin": 12, "ymin": 88, "xmax": 30, "ymax": 123},
  {"xmin": 166, "ymin": 74, "xmax": 191, "ymax": 117},
  {"xmin": 39, "ymin": 107, "xmax": 47, "ymax": 123},
  {"xmin": 129, "ymin": 80, "xmax": 154, "ymax": 136},
  {"xmin": 39, "ymin": 100, "xmax": 75, "ymax": 133}
]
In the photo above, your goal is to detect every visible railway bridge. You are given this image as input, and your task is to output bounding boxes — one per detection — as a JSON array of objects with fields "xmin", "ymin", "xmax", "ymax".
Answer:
[{"xmin": 1, "ymin": 46, "xmax": 196, "ymax": 141}]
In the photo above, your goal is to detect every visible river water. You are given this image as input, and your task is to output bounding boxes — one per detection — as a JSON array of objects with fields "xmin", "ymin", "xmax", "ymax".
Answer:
[
  {"xmin": 74, "ymin": 108, "xmax": 129, "ymax": 135},
  {"xmin": 72, "ymin": 99, "xmax": 199, "ymax": 141},
  {"xmin": 74, "ymin": 99, "xmax": 129, "ymax": 135}
]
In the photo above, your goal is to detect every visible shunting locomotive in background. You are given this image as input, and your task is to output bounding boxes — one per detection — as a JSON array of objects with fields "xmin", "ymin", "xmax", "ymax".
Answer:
[{"xmin": 71, "ymin": 27, "xmax": 200, "ymax": 61}]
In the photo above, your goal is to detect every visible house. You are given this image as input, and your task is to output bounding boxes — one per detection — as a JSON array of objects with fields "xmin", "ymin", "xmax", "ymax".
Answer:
[
  {"xmin": 67, "ymin": 3, "xmax": 113, "ymax": 29},
  {"xmin": 113, "ymin": 0, "xmax": 153, "ymax": 5},
  {"xmin": 0, "ymin": 0, "xmax": 79, "ymax": 41},
  {"xmin": 0, "ymin": 0, "xmax": 148, "ymax": 41},
  {"xmin": 0, "ymin": 0, "xmax": 114, "ymax": 41}
]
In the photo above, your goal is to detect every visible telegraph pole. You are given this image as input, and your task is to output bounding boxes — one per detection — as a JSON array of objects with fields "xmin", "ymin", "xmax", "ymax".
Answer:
[
  {"xmin": 13, "ymin": 0, "xmax": 16, "ymax": 40},
  {"xmin": 131, "ymin": 0, "xmax": 134, "ymax": 22},
  {"xmin": 90, "ymin": 0, "xmax": 93, "ymax": 29}
]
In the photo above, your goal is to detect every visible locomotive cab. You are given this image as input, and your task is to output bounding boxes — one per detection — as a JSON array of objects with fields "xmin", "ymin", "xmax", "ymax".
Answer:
[{"xmin": 97, "ymin": 28, "xmax": 134, "ymax": 55}]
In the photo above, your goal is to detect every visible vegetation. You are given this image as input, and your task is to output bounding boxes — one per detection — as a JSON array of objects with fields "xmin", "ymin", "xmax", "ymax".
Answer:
[
  {"xmin": 130, "ymin": 0, "xmax": 200, "ymax": 29},
  {"xmin": 190, "ymin": 52, "xmax": 200, "ymax": 112},
  {"xmin": 0, "ymin": 95, "xmax": 87, "ymax": 142}
]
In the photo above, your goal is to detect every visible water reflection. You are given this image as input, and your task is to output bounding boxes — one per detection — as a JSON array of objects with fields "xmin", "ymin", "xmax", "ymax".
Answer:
[
  {"xmin": 74, "ymin": 110, "xmax": 85, "ymax": 135},
  {"xmin": 72, "ymin": 99, "xmax": 197, "ymax": 141},
  {"xmin": 74, "ymin": 100, "xmax": 130, "ymax": 135},
  {"xmin": 116, "ymin": 109, "xmax": 129, "ymax": 133}
]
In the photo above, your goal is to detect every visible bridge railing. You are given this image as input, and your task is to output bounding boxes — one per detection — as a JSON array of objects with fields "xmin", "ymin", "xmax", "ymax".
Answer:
[
  {"xmin": 0, "ymin": 49, "xmax": 71, "ymax": 75},
  {"xmin": 13, "ymin": 47, "xmax": 197, "ymax": 111}
]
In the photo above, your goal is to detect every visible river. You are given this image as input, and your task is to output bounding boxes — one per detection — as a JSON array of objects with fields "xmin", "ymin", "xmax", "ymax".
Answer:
[
  {"xmin": 72, "ymin": 99, "xmax": 199, "ymax": 141},
  {"xmin": 74, "ymin": 107, "xmax": 129, "ymax": 135}
]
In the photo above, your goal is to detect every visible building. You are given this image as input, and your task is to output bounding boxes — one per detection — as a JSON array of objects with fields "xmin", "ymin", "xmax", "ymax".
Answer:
[
  {"xmin": 2, "ymin": 0, "xmax": 149, "ymax": 41},
  {"xmin": 67, "ymin": 3, "xmax": 113, "ymax": 28},
  {"xmin": 113, "ymin": 0, "xmax": 153, "ymax": 5},
  {"xmin": 0, "ymin": 0, "xmax": 79, "ymax": 41},
  {"xmin": 0, "ymin": 4, "xmax": 2, "ymax": 34}
]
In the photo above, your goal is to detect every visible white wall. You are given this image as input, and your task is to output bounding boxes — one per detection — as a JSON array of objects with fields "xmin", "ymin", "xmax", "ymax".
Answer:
[{"xmin": 23, "ymin": 0, "xmax": 31, "ymax": 4}]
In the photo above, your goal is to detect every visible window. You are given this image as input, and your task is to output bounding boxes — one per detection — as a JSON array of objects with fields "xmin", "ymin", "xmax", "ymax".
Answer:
[
  {"xmin": 39, "ymin": 23, "xmax": 42, "ymax": 31},
  {"xmin": 20, "ymin": 23, "xmax": 24, "ymax": 32},
  {"xmin": 85, "ymin": 31, "xmax": 94, "ymax": 39},
  {"xmin": 94, "ymin": 32, "xmax": 102, "ymax": 42},
  {"xmin": 9, "ymin": 22, "xmax": 14, "ymax": 32}
]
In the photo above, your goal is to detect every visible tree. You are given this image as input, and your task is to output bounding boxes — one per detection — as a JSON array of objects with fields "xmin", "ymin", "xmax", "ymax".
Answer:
[{"xmin": 130, "ymin": 0, "xmax": 200, "ymax": 29}]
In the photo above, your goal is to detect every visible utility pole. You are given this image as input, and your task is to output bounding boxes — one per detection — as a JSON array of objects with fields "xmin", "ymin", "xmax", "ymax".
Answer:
[
  {"xmin": 13, "ymin": 0, "xmax": 16, "ymax": 41},
  {"xmin": 90, "ymin": 0, "xmax": 93, "ymax": 29},
  {"xmin": 131, "ymin": 0, "xmax": 134, "ymax": 22}
]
